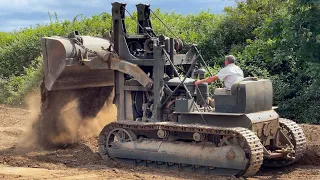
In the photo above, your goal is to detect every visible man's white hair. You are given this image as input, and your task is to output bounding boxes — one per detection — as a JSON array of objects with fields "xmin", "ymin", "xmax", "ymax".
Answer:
[{"xmin": 225, "ymin": 55, "xmax": 236, "ymax": 63}]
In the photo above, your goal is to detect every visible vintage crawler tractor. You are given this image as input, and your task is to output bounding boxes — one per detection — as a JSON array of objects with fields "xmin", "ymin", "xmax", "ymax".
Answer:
[{"xmin": 40, "ymin": 2, "xmax": 306, "ymax": 177}]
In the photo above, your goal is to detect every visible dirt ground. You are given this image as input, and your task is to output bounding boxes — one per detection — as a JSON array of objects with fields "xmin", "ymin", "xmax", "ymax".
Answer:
[{"xmin": 0, "ymin": 104, "xmax": 319, "ymax": 180}]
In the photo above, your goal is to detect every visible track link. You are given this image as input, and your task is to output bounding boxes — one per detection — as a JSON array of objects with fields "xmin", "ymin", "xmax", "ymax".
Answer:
[
  {"xmin": 263, "ymin": 118, "xmax": 306, "ymax": 167},
  {"xmin": 98, "ymin": 121, "xmax": 264, "ymax": 177}
]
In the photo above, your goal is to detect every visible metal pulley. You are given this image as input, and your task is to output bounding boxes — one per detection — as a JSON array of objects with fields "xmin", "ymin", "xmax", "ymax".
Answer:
[{"xmin": 144, "ymin": 38, "xmax": 156, "ymax": 53}]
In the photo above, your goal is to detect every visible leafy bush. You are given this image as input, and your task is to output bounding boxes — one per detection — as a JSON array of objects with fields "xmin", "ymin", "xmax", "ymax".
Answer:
[
  {"xmin": 0, "ymin": 56, "xmax": 43, "ymax": 104},
  {"xmin": 0, "ymin": 0, "xmax": 319, "ymax": 123},
  {"xmin": 0, "ymin": 10, "xmax": 217, "ymax": 105}
]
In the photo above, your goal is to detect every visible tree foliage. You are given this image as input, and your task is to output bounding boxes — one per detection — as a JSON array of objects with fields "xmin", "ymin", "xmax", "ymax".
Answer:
[
  {"xmin": 0, "ymin": 10, "xmax": 217, "ymax": 104},
  {"xmin": 0, "ymin": 0, "xmax": 319, "ymax": 123}
]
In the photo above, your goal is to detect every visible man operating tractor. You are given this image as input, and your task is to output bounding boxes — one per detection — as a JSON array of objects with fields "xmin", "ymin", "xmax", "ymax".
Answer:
[{"xmin": 194, "ymin": 55, "xmax": 244, "ymax": 95}]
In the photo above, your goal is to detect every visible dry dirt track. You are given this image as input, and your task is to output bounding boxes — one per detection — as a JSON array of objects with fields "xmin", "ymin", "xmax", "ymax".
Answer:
[{"xmin": 0, "ymin": 104, "xmax": 319, "ymax": 180}]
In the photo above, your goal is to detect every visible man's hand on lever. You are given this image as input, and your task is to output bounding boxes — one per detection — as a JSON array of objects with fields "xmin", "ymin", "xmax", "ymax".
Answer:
[{"xmin": 194, "ymin": 76, "xmax": 219, "ymax": 86}]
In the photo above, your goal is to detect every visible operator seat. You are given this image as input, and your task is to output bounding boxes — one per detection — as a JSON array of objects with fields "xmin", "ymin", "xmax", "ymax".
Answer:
[{"xmin": 214, "ymin": 77, "xmax": 273, "ymax": 113}]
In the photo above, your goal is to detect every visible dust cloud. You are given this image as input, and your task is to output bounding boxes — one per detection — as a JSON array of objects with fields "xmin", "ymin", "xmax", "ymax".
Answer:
[
  {"xmin": 22, "ymin": 84, "xmax": 116, "ymax": 149},
  {"xmin": 18, "ymin": 90, "xmax": 41, "ymax": 148},
  {"xmin": 79, "ymin": 103, "xmax": 117, "ymax": 139},
  {"xmin": 48, "ymin": 97, "xmax": 82, "ymax": 145}
]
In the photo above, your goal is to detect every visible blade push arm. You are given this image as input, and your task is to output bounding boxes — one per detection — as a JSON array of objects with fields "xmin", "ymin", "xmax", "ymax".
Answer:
[{"xmin": 95, "ymin": 50, "xmax": 153, "ymax": 89}]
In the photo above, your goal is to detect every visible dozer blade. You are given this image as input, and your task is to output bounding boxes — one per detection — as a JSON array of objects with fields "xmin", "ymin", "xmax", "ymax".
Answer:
[
  {"xmin": 41, "ymin": 36, "xmax": 115, "ymax": 91},
  {"xmin": 41, "ymin": 35, "xmax": 153, "ymax": 91}
]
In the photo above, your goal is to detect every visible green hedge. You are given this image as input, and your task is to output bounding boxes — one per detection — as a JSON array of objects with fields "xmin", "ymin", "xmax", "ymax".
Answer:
[
  {"xmin": 0, "ymin": 0, "xmax": 319, "ymax": 123},
  {"xmin": 0, "ymin": 11, "xmax": 218, "ymax": 105}
]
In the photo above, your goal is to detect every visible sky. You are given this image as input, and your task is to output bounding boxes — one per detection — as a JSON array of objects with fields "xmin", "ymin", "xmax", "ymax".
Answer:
[{"xmin": 0, "ymin": 0, "xmax": 236, "ymax": 32}]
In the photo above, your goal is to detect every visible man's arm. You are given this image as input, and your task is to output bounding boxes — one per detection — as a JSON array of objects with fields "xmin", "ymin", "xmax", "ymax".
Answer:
[
  {"xmin": 195, "ymin": 66, "xmax": 228, "ymax": 86},
  {"xmin": 194, "ymin": 75, "xmax": 219, "ymax": 86}
]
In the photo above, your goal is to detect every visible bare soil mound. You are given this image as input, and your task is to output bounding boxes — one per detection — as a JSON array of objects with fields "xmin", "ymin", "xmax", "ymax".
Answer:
[{"xmin": 298, "ymin": 124, "xmax": 320, "ymax": 166}]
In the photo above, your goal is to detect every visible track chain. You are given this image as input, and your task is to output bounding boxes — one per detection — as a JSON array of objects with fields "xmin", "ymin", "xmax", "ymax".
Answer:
[
  {"xmin": 263, "ymin": 118, "xmax": 306, "ymax": 167},
  {"xmin": 98, "ymin": 121, "xmax": 264, "ymax": 177}
]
